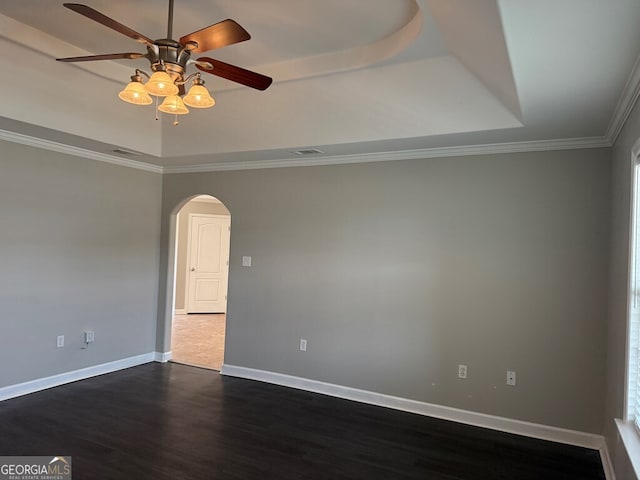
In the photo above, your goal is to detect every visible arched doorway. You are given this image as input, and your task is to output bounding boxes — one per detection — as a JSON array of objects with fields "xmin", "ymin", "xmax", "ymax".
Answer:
[{"xmin": 170, "ymin": 195, "xmax": 231, "ymax": 370}]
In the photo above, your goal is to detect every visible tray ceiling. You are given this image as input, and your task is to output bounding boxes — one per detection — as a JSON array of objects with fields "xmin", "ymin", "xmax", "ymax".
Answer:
[{"xmin": 0, "ymin": 0, "xmax": 639, "ymax": 170}]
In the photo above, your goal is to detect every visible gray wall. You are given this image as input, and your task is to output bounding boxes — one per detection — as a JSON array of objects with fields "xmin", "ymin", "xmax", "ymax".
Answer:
[
  {"xmin": 605, "ymin": 97, "xmax": 640, "ymax": 479},
  {"xmin": 159, "ymin": 148, "xmax": 610, "ymax": 433},
  {"xmin": 174, "ymin": 199, "xmax": 230, "ymax": 311},
  {"xmin": 1, "ymin": 135, "xmax": 615, "ymax": 446},
  {"xmin": 0, "ymin": 140, "xmax": 162, "ymax": 388}
]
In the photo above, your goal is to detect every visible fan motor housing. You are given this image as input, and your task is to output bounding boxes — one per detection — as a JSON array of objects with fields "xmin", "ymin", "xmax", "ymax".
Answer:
[{"xmin": 148, "ymin": 38, "xmax": 190, "ymax": 79}]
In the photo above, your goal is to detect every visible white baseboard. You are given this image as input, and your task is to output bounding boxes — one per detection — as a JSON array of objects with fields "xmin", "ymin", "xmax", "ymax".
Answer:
[
  {"xmin": 0, "ymin": 352, "xmax": 158, "ymax": 402},
  {"xmin": 0, "ymin": 359, "xmax": 614, "ymax": 479},
  {"xmin": 154, "ymin": 351, "xmax": 173, "ymax": 363},
  {"xmin": 600, "ymin": 437, "xmax": 617, "ymax": 480},
  {"xmin": 221, "ymin": 364, "xmax": 613, "ymax": 478},
  {"xmin": 174, "ymin": 309, "xmax": 187, "ymax": 315}
]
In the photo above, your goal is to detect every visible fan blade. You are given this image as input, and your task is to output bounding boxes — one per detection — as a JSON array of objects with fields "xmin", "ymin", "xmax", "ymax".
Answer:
[
  {"xmin": 56, "ymin": 53, "xmax": 145, "ymax": 62},
  {"xmin": 180, "ymin": 19, "xmax": 250, "ymax": 53},
  {"xmin": 63, "ymin": 3, "xmax": 153, "ymax": 45},
  {"xmin": 196, "ymin": 57, "xmax": 273, "ymax": 91}
]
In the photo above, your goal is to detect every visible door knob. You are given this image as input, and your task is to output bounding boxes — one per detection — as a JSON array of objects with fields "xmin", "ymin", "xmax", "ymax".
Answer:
[{"xmin": 190, "ymin": 268, "xmax": 196, "ymax": 272}]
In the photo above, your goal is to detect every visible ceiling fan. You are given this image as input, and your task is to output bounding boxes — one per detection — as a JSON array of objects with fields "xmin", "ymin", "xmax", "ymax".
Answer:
[{"xmin": 56, "ymin": 0, "xmax": 273, "ymax": 122}]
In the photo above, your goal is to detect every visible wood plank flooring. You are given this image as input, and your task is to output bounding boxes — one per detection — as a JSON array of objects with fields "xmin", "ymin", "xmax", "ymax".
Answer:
[{"xmin": 0, "ymin": 363, "xmax": 605, "ymax": 479}]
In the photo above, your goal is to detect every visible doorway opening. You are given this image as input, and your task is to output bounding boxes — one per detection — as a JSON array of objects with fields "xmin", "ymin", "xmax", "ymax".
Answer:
[{"xmin": 171, "ymin": 195, "xmax": 231, "ymax": 371}]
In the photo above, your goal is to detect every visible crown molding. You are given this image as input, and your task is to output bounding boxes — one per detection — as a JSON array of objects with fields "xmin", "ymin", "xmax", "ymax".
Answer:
[
  {"xmin": 0, "ymin": 126, "xmax": 611, "ymax": 175},
  {"xmin": 606, "ymin": 53, "xmax": 640, "ymax": 145},
  {"xmin": 162, "ymin": 136, "xmax": 611, "ymax": 174},
  {"xmin": 0, "ymin": 129, "xmax": 163, "ymax": 174}
]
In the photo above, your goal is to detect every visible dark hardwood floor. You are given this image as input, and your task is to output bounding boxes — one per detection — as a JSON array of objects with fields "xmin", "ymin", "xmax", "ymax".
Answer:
[{"xmin": 0, "ymin": 363, "xmax": 605, "ymax": 479}]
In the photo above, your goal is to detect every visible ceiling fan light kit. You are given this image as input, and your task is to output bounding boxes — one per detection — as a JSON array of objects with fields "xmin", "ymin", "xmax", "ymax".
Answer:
[
  {"xmin": 183, "ymin": 78, "xmax": 216, "ymax": 108},
  {"xmin": 56, "ymin": 0, "xmax": 272, "ymax": 125},
  {"xmin": 144, "ymin": 70, "xmax": 179, "ymax": 97},
  {"xmin": 118, "ymin": 72, "xmax": 153, "ymax": 105},
  {"xmin": 158, "ymin": 94, "xmax": 189, "ymax": 115}
]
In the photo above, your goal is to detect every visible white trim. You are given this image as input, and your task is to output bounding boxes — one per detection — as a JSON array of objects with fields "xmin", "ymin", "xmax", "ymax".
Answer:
[
  {"xmin": 163, "ymin": 136, "xmax": 611, "ymax": 174},
  {"xmin": 0, "ymin": 127, "xmax": 613, "ymax": 175},
  {"xmin": 221, "ymin": 364, "xmax": 607, "ymax": 452},
  {"xmin": 184, "ymin": 213, "xmax": 195, "ymax": 314},
  {"xmin": 607, "ymin": 54, "xmax": 640, "ymax": 146},
  {"xmin": 0, "ymin": 353, "xmax": 157, "ymax": 402},
  {"xmin": 172, "ymin": 213, "xmax": 181, "ymax": 319},
  {"xmin": 0, "ymin": 129, "xmax": 162, "ymax": 174},
  {"xmin": 600, "ymin": 437, "xmax": 617, "ymax": 480},
  {"xmin": 154, "ymin": 351, "xmax": 173, "ymax": 363},
  {"xmin": 616, "ymin": 419, "xmax": 640, "ymax": 479},
  {"xmin": 615, "ymin": 139, "xmax": 640, "ymax": 480},
  {"xmin": 624, "ymin": 140, "xmax": 640, "ymax": 422}
]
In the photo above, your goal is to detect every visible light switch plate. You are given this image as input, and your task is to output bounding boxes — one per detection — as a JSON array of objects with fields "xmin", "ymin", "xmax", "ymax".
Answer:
[{"xmin": 242, "ymin": 256, "xmax": 252, "ymax": 267}]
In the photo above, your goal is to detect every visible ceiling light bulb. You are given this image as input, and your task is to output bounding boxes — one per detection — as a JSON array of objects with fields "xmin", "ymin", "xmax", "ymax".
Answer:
[
  {"xmin": 158, "ymin": 95, "xmax": 189, "ymax": 115},
  {"xmin": 118, "ymin": 80, "xmax": 153, "ymax": 105},
  {"xmin": 183, "ymin": 84, "xmax": 215, "ymax": 108},
  {"xmin": 145, "ymin": 71, "xmax": 179, "ymax": 97}
]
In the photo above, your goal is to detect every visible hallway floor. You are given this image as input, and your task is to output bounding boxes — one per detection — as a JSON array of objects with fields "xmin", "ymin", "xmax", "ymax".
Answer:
[{"xmin": 171, "ymin": 313, "xmax": 225, "ymax": 370}]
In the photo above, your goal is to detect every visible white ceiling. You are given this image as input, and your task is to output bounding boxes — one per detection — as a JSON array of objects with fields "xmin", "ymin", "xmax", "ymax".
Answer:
[{"xmin": 0, "ymin": 0, "xmax": 639, "ymax": 171}]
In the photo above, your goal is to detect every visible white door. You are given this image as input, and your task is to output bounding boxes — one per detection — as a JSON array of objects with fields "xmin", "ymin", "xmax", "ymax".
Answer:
[{"xmin": 186, "ymin": 214, "xmax": 231, "ymax": 313}]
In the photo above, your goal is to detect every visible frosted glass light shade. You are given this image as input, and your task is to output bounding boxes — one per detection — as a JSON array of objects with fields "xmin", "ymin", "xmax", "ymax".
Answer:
[
  {"xmin": 183, "ymin": 84, "xmax": 215, "ymax": 108},
  {"xmin": 145, "ymin": 71, "xmax": 178, "ymax": 96},
  {"xmin": 118, "ymin": 81, "xmax": 153, "ymax": 105},
  {"xmin": 158, "ymin": 95, "xmax": 189, "ymax": 115}
]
